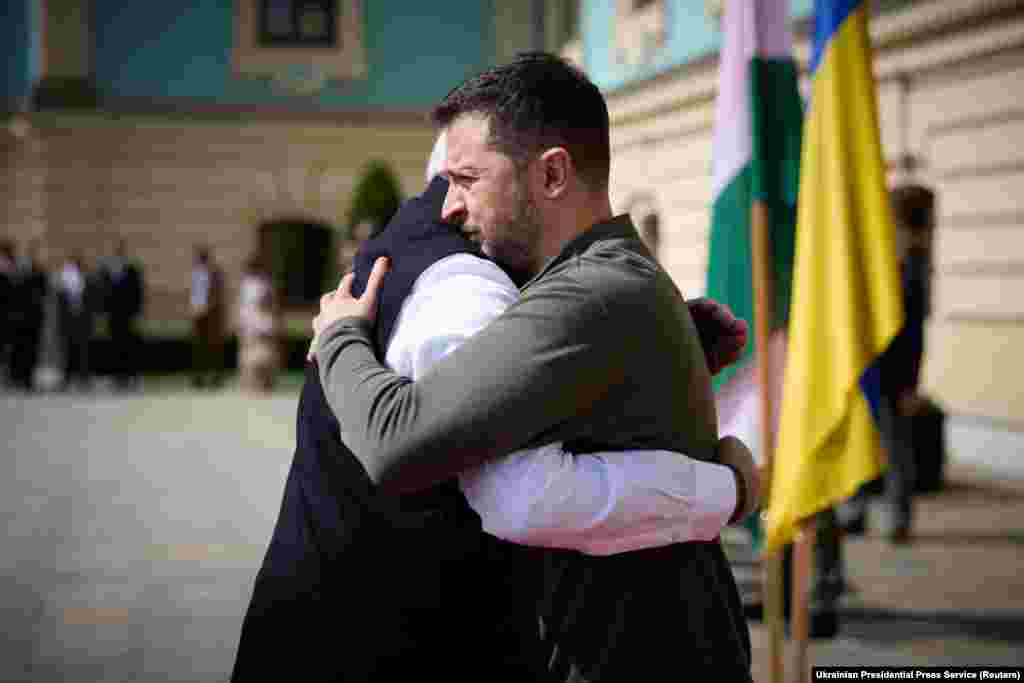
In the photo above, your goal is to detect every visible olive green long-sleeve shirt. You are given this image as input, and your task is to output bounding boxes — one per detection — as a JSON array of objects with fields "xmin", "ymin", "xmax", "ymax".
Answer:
[{"xmin": 316, "ymin": 215, "xmax": 719, "ymax": 495}]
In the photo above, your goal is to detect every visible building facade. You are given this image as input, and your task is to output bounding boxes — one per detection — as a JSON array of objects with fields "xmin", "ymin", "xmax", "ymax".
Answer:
[
  {"xmin": 574, "ymin": 0, "xmax": 1024, "ymax": 471},
  {"xmin": 3, "ymin": 0, "xmax": 1022, "ymax": 466},
  {"xmin": 1, "ymin": 0, "xmax": 545, "ymax": 333}
]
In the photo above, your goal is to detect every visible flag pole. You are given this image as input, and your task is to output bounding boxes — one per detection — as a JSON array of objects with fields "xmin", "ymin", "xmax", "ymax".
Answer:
[
  {"xmin": 751, "ymin": 198, "xmax": 784, "ymax": 683},
  {"xmin": 791, "ymin": 520, "xmax": 814, "ymax": 681},
  {"xmin": 753, "ymin": 161, "xmax": 814, "ymax": 683}
]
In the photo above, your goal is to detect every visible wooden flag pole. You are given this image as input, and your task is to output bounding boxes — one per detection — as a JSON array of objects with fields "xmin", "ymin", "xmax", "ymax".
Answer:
[
  {"xmin": 791, "ymin": 520, "xmax": 815, "ymax": 682},
  {"xmin": 751, "ymin": 199, "xmax": 784, "ymax": 683}
]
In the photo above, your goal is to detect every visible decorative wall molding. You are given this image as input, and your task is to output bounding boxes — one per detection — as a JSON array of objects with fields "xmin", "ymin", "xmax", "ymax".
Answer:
[
  {"xmin": 614, "ymin": 0, "xmax": 666, "ymax": 68},
  {"xmin": 36, "ymin": 101, "xmax": 429, "ymax": 126},
  {"xmin": 947, "ymin": 413, "xmax": 1024, "ymax": 475},
  {"xmin": 232, "ymin": 0, "xmax": 366, "ymax": 85},
  {"xmin": 605, "ymin": 0, "xmax": 1024, "ymax": 127}
]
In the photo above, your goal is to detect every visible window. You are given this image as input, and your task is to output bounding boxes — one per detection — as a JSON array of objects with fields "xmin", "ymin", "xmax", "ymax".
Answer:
[
  {"xmin": 233, "ymin": 0, "xmax": 366, "ymax": 83},
  {"xmin": 259, "ymin": 220, "xmax": 333, "ymax": 308},
  {"xmin": 544, "ymin": 0, "xmax": 582, "ymax": 63},
  {"xmin": 562, "ymin": 0, "xmax": 580, "ymax": 43},
  {"xmin": 259, "ymin": 0, "xmax": 337, "ymax": 47},
  {"xmin": 640, "ymin": 213, "xmax": 661, "ymax": 258},
  {"xmin": 626, "ymin": 194, "xmax": 661, "ymax": 260},
  {"xmin": 614, "ymin": 0, "xmax": 665, "ymax": 66}
]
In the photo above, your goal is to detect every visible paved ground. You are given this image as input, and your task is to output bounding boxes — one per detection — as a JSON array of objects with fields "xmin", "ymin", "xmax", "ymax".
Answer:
[
  {"xmin": 2, "ymin": 379, "xmax": 1023, "ymax": 681},
  {"xmin": 1, "ymin": 380, "xmax": 296, "ymax": 682},
  {"xmin": 748, "ymin": 466, "xmax": 1024, "ymax": 678}
]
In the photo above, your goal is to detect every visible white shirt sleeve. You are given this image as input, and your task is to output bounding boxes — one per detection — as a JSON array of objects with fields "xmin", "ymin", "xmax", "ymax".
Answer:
[{"xmin": 384, "ymin": 253, "xmax": 738, "ymax": 555}]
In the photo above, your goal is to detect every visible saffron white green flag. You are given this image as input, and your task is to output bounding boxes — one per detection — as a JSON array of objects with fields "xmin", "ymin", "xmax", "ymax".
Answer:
[{"xmin": 706, "ymin": 0, "xmax": 803, "ymax": 533}]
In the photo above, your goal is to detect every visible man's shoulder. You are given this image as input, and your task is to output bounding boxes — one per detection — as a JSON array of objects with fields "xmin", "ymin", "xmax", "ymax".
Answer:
[
  {"xmin": 512, "ymin": 239, "xmax": 661, "ymax": 334},
  {"xmin": 569, "ymin": 238, "xmax": 664, "ymax": 312}
]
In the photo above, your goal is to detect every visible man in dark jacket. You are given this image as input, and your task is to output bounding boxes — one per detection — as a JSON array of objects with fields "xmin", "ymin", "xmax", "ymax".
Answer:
[
  {"xmin": 315, "ymin": 54, "xmax": 753, "ymax": 680},
  {"xmin": 9, "ymin": 240, "xmax": 48, "ymax": 391},
  {"xmin": 56, "ymin": 251, "xmax": 97, "ymax": 391},
  {"xmin": 100, "ymin": 240, "xmax": 144, "ymax": 389},
  {"xmin": 0, "ymin": 240, "xmax": 17, "ymax": 382}
]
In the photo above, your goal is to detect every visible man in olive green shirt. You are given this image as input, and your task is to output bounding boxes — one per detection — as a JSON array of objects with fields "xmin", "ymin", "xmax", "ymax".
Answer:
[{"xmin": 315, "ymin": 53, "xmax": 752, "ymax": 680}]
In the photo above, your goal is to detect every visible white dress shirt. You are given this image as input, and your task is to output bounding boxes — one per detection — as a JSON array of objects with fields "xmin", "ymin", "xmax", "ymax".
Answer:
[
  {"xmin": 60, "ymin": 263, "xmax": 86, "ymax": 312},
  {"xmin": 239, "ymin": 274, "xmax": 274, "ymax": 337},
  {"xmin": 191, "ymin": 266, "xmax": 210, "ymax": 310},
  {"xmin": 383, "ymin": 253, "xmax": 737, "ymax": 555}
]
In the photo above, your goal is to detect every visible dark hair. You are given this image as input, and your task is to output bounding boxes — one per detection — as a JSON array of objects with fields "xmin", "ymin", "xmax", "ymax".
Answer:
[
  {"xmin": 432, "ymin": 52, "xmax": 610, "ymax": 191},
  {"xmin": 245, "ymin": 252, "xmax": 267, "ymax": 274},
  {"xmin": 892, "ymin": 185, "xmax": 934, "ymax": 233}
]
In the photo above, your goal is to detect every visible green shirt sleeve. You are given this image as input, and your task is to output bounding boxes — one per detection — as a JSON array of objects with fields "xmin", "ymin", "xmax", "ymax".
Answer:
[{"xmin": 315, "ymin": 265, "xmax": 622, "ymax": 494}]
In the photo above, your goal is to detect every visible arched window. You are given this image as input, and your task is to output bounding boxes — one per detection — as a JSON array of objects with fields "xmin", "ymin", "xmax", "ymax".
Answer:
[
  {"xmin": 625, "ymin": 193, "xmax": 662, "ymax": 261},
  {"xmin": 258, "ymin": 219, "xmax": 333, "ymax": 308},
  {"xmin": 640, "ymin": 213, "xmax": 661, "ymax": 257}
]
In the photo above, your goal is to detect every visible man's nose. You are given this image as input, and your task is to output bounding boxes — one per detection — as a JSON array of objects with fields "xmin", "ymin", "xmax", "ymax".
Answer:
[{"xmin": 441, "ymin": 186, "xmax": 466, "ymax": 225}]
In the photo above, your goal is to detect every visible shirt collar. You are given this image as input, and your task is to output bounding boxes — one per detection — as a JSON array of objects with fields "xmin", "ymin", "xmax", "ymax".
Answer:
[{"xmin": 523, "ymin": 214, "xmax": 638, "ymax": 289}]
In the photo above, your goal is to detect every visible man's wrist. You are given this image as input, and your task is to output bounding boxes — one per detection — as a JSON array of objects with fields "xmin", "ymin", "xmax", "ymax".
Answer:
[{"xmin": 313, "ymin": 315, "xmax": 374, "ymax": 362}]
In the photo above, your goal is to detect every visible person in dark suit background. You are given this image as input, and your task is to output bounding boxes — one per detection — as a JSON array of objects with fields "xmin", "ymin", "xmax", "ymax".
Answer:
[
  {"xmin": 56, "ymin": 250, "xmax": 97, "ymax": 391},
  {"xmin": 838, "ymin": 185, "xmax": 934, "ymax": 545},
  {"xmin": 875, "ymin": 186, "xmax": 933, "ymax": 544},
  {"xmin": 100, "ymin": 240, "xmax": 144, "ymax": 390},
  {"xmin": 8, "ymin": 239, "xmax": 48, "ymax": 391},
  {"xmin": 0, "ymin": 240, "xmax": 16, "ymax": 382},
  {"xmin": 190, "ymin": 245, "xmax": 227, "ymax": 389}
]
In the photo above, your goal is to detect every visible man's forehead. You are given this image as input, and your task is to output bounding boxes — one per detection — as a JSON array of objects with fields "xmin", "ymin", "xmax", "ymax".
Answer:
[{"xmin": 445, "ymin": 114, "xmax": 491, "ymax": 160}]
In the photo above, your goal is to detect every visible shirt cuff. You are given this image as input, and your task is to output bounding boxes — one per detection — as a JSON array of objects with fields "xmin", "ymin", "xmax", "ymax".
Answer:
[{"xmin": 694, "ymin": 460, "xmax": 738, "ymax": 539}]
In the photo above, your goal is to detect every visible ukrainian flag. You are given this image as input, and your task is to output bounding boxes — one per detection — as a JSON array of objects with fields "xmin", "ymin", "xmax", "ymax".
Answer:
[{"xmin": 763, "ymin": 0, "xmax": 904, "ymax": 552}]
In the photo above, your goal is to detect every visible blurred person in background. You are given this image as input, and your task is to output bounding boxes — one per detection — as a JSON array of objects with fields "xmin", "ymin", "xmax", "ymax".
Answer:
[
  {"xmin": 237, "ymin": 253, "xmax": 279, "ymax": 393},
  {"xmin": 8, "ymin": 239, "xmax": 48, "ymax": 392},
  {"xmin": 190, "ymin": 245, "xmax": 226, "ymax": 389},
  {"xmin": 879, "ymin": 187, "xmax": 934, "ymax": 544},
  {"xmin": 840, "ymin": 186, "xmax": 934, "ymax": 545},
  {"xmin": 0, "ymin": 240, "xmax": 15, "ymax": 383},
  {"xmin": 55, "ymin": 250, "xmax": 96, "ymax": 392},
  {"xmin": 99, "ymin": 240, "xmax": 144, "ymax": 390}
]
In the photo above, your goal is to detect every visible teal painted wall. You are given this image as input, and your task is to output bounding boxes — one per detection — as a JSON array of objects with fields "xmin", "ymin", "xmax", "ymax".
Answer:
[
  {"xmin": 582, "ymin": 0, "xmax": 809, "ymax": 93},
  {"xmin": 581, "ymin": 0, "xmax": 921, "ymax": 93},
  {"xmin": 2, "ymin": 0, "xmax": 36, "ymax": 108},
  {"xmin": 92, "ymin": 0, "xmax": 495, "ymax": 109}
]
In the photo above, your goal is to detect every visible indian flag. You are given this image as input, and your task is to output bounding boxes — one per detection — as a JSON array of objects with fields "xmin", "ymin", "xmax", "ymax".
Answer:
[{"xmin": 707, "ymin": 0, "xmax": 803, "ymax": 490}]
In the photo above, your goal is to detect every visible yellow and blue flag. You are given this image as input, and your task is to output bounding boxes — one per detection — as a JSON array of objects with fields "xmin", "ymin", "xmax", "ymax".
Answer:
[{"xmin": 763, "ymin": 0, "xmax": 904, "ymax": 552}]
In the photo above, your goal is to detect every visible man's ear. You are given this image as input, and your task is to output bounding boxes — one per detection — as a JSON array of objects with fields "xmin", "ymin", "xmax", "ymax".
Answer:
[{"xmin": 537, "ymin": 148, "xmax": 571, "ymax": 199}]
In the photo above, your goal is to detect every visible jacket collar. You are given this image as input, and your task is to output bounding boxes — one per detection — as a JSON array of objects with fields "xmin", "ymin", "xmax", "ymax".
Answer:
[{"xmin": 524, "ymin": 214, "xmax": 638, "ymax": 289}]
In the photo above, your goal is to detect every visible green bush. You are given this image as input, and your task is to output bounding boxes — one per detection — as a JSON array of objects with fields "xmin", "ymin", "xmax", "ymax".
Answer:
[{"xmin": 346, "ymin": 160, "xmax": 403, "ymax": 237}]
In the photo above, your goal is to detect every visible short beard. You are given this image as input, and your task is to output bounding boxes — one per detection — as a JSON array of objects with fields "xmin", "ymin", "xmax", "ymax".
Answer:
[{"xmin": 485, "ymin": 172, "xmax": 543, "ymax": 277}]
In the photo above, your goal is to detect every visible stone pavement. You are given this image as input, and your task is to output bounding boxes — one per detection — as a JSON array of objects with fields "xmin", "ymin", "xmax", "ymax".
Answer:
[
  {"xmin": 1, "ymin": 381, "xmax": 297, "ymax": 682},
  {"xmin": 748, "ymin": 463, "xmax": 1024, "ymax": 679},
  {"xmin": 2, "ymin": 381, "xmax": 1023, "ymax": 682}
]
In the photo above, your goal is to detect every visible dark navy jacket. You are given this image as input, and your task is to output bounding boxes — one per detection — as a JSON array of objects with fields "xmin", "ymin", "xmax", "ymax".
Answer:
[{"xmin": 231, "ymin": 177, "xmax": 545, "ymax": 682}]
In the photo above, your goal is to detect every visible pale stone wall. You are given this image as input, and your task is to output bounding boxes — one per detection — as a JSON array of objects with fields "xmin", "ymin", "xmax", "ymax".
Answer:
[
  {"xmin": 0, "ymin": 114, "xmax": 435, "ymax": 330},
  {"xmin": 603, "ymin": 0, "xmax": 1024, "ymax": 452}
]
